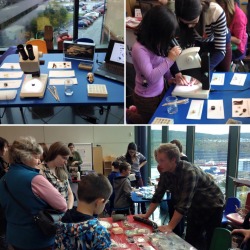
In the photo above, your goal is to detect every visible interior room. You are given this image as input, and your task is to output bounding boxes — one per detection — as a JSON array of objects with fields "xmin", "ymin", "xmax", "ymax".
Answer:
[
  {"xmin": 0, "ymin": 0, "xmax": 124, "ymax": 124},
  {"xmin": 0, "ymin": 124, "xmax": 250, "ymax": 249},
  {"xmin": 126, "ymin": 0, "xmax": 250, "ymax": 125}
]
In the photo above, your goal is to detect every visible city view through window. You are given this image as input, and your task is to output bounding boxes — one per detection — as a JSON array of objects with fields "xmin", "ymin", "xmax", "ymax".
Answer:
[{"xmin": 0, "ymin": 0, "xmax": 123, "ymax": 50}]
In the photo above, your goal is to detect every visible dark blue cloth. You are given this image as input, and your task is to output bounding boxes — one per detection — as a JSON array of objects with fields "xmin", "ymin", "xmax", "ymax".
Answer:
[{"xmin": 0, "ymin": 164, "xmax": 54, "ymax": 249}]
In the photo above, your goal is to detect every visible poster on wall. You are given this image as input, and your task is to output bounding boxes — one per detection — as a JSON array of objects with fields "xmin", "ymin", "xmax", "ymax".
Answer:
[{"xmin": 74, "ymin": 143, "xmax": 93, "ymax": 172}]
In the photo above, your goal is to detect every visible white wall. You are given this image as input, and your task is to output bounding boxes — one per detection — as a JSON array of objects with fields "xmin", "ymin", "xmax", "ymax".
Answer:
[{"xmin": 0, "ymin": 125, "xmax": 135, "ymax": 157}]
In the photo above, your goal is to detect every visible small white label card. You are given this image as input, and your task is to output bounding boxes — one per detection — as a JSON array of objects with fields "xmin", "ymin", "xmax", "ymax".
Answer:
[
  {"xmin": 151, "ymin": 117, "xmax": 174, "ymax": 124},
  {"xmin": 232, "ymin": 98, "xmax": 250, "ymax": 117},
  {"xmin": 134, "ymin": 8, "xmax": 142, "ymax": 18},
  {"xmin": 0, "ymin": 63, "xmax": 21, "ymax": 69},
  {"xmin": 48, "ymin": 62, "xmax": 72, "ymax": 69},
  {"xmin": 207, "ymin": 100, "xmax": 225, "ymax": 119},
  {"xmin": 210, "ymin": 73, "xmax": 225, "ymax": 86},
  {"xmin": 186, "ymin": 100, "xmax": 204, "ymax": 120},
  {"xmin": 49, "ymin": 78, "xmax": 78, "ymax": 85},
  {"xmin": 230, "ymin": 73, "xmax": 247, "ymax": 86},
  {"xmin": 0, "ymin": 71, "xmax": 23, "ymax": 78},
  {"xmin": 49, "ymin": 70, "xmax": 75, "ymax": 78},
  {"xmin": 0, "ymin": 80, "xmax": 22, "ymax": 89}
]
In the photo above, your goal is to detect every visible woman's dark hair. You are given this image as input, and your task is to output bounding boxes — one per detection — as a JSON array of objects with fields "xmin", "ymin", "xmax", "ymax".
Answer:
[
  {"xmin": 135, "ymin": 5, "xmax": 178, "ymax": 56},
  {"xmin": 125, "ymin": 142, "xmax": 137, "ymax": 164},
  {"xmin": 0, "ymin": 137, "xmax": 8, "ymax": 151},
  {"xmin": 45, "ymin": 141, "xmax": 70, "ymax": 162},
  {"xmin": 175, "ymin": 0, "xmax": 211, "ymax": 46},
  {"xmin": 68, "ymin": 143, "xmax": 74, "ymax": 147}
]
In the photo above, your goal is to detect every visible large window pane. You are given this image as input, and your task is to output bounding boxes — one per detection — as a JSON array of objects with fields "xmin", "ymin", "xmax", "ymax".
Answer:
[
  {"xmin": 237, "ymin": 126, "xmax": 250, "ymax": 206},
  {"xmin": 194, "ymin": 126, "xmax": 229, "ymax": 195},
  {"xmin": 150, "ymin": 125, "xmax": 187, "ymax": 180},
  {"xmin": 0, "ymin": 0, "xmax": 124, "ymax": 50}
]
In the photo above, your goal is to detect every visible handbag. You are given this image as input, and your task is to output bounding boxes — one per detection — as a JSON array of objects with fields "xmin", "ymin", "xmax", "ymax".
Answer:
[{"xmin": 4, "ymin": 179, "xmax": 57, "ymax": 237}]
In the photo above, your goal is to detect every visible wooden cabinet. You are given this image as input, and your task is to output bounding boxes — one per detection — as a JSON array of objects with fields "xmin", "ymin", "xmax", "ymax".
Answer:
[
  {"xmin": 103, "ymin": 156, "xmax": 116, "ymax": 176},
  {"xmin": 93, "ymin": 146, "xmax": 103, "ymax": 174}
]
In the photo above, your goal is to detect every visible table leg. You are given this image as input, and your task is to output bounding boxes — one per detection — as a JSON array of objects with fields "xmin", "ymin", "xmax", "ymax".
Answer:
[{"xmin": 19, "ymin": 107, "xmax": 26, "ymax": 124}]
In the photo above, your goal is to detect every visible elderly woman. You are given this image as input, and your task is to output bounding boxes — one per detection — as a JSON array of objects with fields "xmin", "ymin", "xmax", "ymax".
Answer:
[
  {"xmin": 40, "ymin": 142, "xmax": 74, "ymax": 209},
  {"xmin": 0, "ymin": 137, "xmax": 67, "ymax": 250}
]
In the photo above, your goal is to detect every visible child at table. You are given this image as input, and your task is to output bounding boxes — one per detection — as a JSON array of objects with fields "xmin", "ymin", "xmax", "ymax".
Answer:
[
  {"xmin": 107, "ymin": 161, "xmax": 120, "ymax": 215},
  {"xmin": 54, "ymin": 173, "xmax": 112, "ymax": 250},
  {"xmin": 113, "ymin": 162, "xmax": 133, "ymax": 215}
]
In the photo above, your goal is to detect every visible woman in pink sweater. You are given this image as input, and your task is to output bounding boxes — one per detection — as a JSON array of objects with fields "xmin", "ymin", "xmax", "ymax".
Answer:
[
  {"xmin": 217, "ymin": 0, "xmax": 248, "ymax": 60},
  {"xmin": 128, "ymin": 5, "xmax": 181, "ymax": 124}
]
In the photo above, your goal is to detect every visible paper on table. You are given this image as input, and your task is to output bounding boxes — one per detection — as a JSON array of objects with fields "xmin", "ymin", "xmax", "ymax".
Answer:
[
  {"xmin": 229, "ymin": 176, "xmax": 250, "ymax": 187},
  {"xmin": 0, "ymin": 71, "xmax": 23, "ymax": 78},
  {"xmin": 48, "ymin": 62, "xmax": 72, "ymax": 69},
  {"xmin": 210, "ymin": 73, "xmax": 225, "ymax": 86},
  {"xmin": 151, "ymin": 117, "xmax": 174, "ymax": 124},
  {"xmin": 207, "ymin": 100, "xmax": 225, "ymax": 119},
  {"xmin": 49, "ymin": 78, "xmax": 78, "ymax": 85},
  {"xmin": 232, "ymin": 98, "xmax": 250, "ymax": 117},
  {"xmin": 0, "ymin": 80, "xmax": 22, "ymax": 89},
  {"xmin": 186, "ymin": 100, "xmax": 204, "ymax": 119},
  {"xmin": 49, "ymin": 70, "xmax": 75, "ymax": 78},
  {"xmin": 230, "ymin": 73, "xmax": 247, "ymax": 86},
  {"xmin": 0, "ymin": 63, "xmax": 21, "ymax": 69}
]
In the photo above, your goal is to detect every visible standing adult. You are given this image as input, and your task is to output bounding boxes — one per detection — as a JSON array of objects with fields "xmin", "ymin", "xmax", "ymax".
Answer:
[
  {"xmin": 141, "ymin": 143, "xmax": 224, "ymax": 250},
  {"xmin": 175, "ymin": 0, "xmax": 232, "ymax": 79},
  {"xmin": 0, "ymin": 137, "xmax": 67, "ymax": 250},
  {"xmin": 40, "ymin": 142, "xmax": 74, "ymax": 209},
  {"xmin": 216, "ymin": 0, "xmax": 248, "ymax": 60},
  {"xmin": 67, "ymin": 143, "xmax": 83, "ymax": 172},
  {"xmin": 116, "ymin": 142, "xmax": 147, "ymax": 213},
  {"xmin": 0, "ymin": 137, "xmax": 9, "ymax": 250}
]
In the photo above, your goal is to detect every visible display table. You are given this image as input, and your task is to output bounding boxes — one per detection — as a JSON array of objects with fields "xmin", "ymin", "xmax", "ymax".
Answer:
[
  {"xmin": 100, "ymin": 215, "xmax": 197, "ymax": 249},
  {"xmin": 149, "ymin": 72, "xmax": 250, "ymax": 124},
  {"xmin": 0, "ymin": 53, "xmax": 124, "ymax": 123}
]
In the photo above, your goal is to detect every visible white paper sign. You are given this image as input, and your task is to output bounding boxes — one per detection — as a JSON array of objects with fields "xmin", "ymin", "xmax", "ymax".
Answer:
[
  {"xmin": 230, "ymin": 73, "xmax": 247, "ymax": 86},
  {"xmin": 0, "ymin": 63, "xmax": 21, "ymax": 69},
  {"xmin": 49, "ymin": 70, "xmax": 75, "ymax": 78},
  {"xmin": 0, "ymin": 80, "xmax": 22, "ymax": 89},
  {"xmin": 48, "ymin": 62, "xmax": 72, "ymax": 69},
  {"xmin": 207, "ymin": 100, "xmax": 225, "ymax": 119},
  {"xmin": 186, "ymin": 100, "xmax": 204, "ymax": 120},
  {"xmin": 49, "ymin": 78, "xmax": 78, "ymax": 85},
  {"xmin": 210, "ymin": 73, "xmax": 225, "ymax": 86},
  {"xmin": 232, "ymin": 98, "xmax": 250, "ymax": 117},
  {"xmin": 0, "ymin": 71, "xmax": 23, "ymax": 78}
]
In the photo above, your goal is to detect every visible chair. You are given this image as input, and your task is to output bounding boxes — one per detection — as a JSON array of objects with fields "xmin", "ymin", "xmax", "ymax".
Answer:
[
  {"xmin": 74, "ymin": 38, "xmax": 94, "ymax": 44},
  {"xmin": 221, "ymin": 197, "xmax": 241, "ymax": 226},
  {"xmin": 209, "ymin": 227, "xmax": 232, "ymax": 250},
  {"xmin": 26, "ymin": 39, "xmax": 48, "ymax": 54}
]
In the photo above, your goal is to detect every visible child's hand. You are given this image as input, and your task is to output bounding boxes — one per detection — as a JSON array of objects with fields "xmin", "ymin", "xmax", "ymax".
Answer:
[{"xmin": 167, "ymin": 46, "xmax": 181, "ymax": 62}]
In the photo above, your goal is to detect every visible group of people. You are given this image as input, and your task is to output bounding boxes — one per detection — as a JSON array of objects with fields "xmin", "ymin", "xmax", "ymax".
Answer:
[
  {"xmin": 127, "ymin": 0, "xmax": 248, "ymax": 123},
  {"xmin": 0, "ymin": 136, "xmax": 250, "ymax": 250}
]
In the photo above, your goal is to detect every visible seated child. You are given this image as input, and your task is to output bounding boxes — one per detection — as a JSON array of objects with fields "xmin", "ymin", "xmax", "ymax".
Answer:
[
  {"xmin": 113, "ymin": 162, "xmax": 132, "ymax": 215},
  {"xmin": 54, "ymin": 173, "xmax": 112, "ymax": 250},
  {"xmin": 107, "ymin": 161, "xmax": 120, "ymax": 215}
]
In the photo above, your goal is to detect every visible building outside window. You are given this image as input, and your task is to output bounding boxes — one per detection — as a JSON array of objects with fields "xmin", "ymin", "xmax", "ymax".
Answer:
[{"xmin": 0, "ymin": 0, "xmax": 124, "ymax": 50}]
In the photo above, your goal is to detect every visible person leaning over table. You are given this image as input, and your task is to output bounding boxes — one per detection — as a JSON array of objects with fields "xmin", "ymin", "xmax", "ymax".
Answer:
[
  {"xmin": 0, "ymin": 137, "xmax": 9, "ymax": 250},
  {"xmin": 173, "ymin": 0, "xmax": 232, "ymax": 85},
  {"xmin": 139, "ymin": 143, "xmax": 224, "ymax": 250},
  {"xmin": 126, "ymin": 5, "xmax": 181, "ymax": 124},
  {"xmin": 0, "ymin": 136, "xmax": 67, "ymax": 250},
  {"xmin": 39, "ymin": 141, "xmax": 74, "ymax": 209}
]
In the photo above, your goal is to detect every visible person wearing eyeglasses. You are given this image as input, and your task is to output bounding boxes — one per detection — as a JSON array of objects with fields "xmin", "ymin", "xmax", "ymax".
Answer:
[{"xmin": 174, "ymin": 0, "xmax": 232, "ymax": 85}]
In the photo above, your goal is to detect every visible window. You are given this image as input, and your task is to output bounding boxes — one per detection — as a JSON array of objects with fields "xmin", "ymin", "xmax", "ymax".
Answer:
[
  {"xmin": 0, "ymin": 0, "xmax": 124, "ymax": 50},
  {"xmin": 237, "ymin": 126, "xmax": 250, "ymax": 206},
  {"xmin": 150, "ymin": 125, "xmax": 187, "ymax": 180},
  {"xmin": 194, "ymin": 126, "xmax": 229, "ymax": 195}
]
